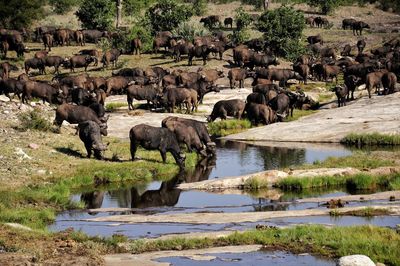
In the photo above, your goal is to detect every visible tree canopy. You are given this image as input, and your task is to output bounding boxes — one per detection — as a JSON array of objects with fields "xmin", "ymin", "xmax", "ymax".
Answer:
[{"xmin": 0, "ymin": 0, "xmax": 44, "ymax": 29}]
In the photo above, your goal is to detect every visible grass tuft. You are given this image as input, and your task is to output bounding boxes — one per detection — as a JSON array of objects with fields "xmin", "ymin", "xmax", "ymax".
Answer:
[
  {"xmin": 208, "ymin": 119, "xmax": 252, "ymax": 137},
  {"xmin": 105, "ymin": 102, "xmax": 128, "ymax": 112},
  {"xmin": 17, "ymin": 108, "xmax": 52, "ymax": 132},
  {"xmin": 341, "ymin": 133, "xmax": 400, "ymax": 146},
  {"xmin": 244, "ymin": 177, "xmax": 269, "ymax": 190}
]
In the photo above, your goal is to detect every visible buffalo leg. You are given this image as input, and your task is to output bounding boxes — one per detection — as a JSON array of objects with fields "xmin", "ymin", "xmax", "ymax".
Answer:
[
  {"xmin": 130, "ymin": 141, "xmax": 137, "ymax": 161},
  {"xmin": 160, "ymin": 149, "xmax": 167, "ymax": 163},
  {"xmin": 85, "ymin": 143, "xmax": 92, "ymax": 158}
]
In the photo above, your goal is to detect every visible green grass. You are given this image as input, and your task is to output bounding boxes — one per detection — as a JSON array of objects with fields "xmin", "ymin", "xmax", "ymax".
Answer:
[
  {"xmin": 0, "ymin": 148, "xmax": 198, "ymax": 230},
  {"xmin": 341, "ymin": 133, "xmax": 400, "ymax": 146},
  {"xmin": 128, "ymin": 225, "xmax": 400, "ymax": 265},
  {"xmin": 332, "ymin": 207, "xmax": 392, "ymax": 217},
  {"xmin": 286, "ymin": 109, "xmax": 317, "ymax": 122},
  {"xmin": 208, "ymin": 119, "xmax": 252, "ymax": 137},
  {"xmin": 275, "ymin": 173, "xmax": 400, "ymax": 191},
  {"xmin": 105, "ymin": 102, "xmax": 128, "ymax": 112},
  {"xmin": 17, "ymin": 108, "xmax": 53, "ymax": 132},
  {"xmin": 244, "ymin": 177, "xmax": 269, "ymax": 190},
  {"xmin": 308, "ymin": 151, "xmax": 396, "ymax": 169}
]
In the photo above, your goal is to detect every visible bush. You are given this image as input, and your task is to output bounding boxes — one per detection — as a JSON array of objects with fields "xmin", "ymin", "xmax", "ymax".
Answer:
[
  {"xmin": 130, "ymin": 17, "xmax": 154, "ymax": 52},
  {"xmin": 18, "ymin": 109, "xmax": 52, "ymax": 132},
  {"xmin": 124, "ymin": 0, "xmax": 156, "ymax": 16},
  {"xmin": 0, "ymin": 0, "xmax": 45, "ymax": 29},
  {"xmin": 192, "ymin": 0, "xmax": 207, "ymax": 16},
  {"xmin": 49, "ymin": 0, "xmax": 80, "ymax": 15},
  {"xmin": 257, "ymin": 6, "xmax": 305, "ymax": 59},
  {"xmin": 172, "ymin": 21, "xmax": 210, "ymax": 42},
  {"xmin": 208, "ymin": 119, "xmax": 252, "ymax": 137},
  {"xmin": 235, "ymin": 7, "xmax": 253, "ymax": 30},
  {"xmin": 145, "ymin": 0, "xmax": 193, "ymax": 34},
  {"xmin": 75, "ymin": 0, "xmax": 116, "ymax": 30},
  {"xmin": 307, "ymin": 0, "xmax": 339, "ymax": 14}
]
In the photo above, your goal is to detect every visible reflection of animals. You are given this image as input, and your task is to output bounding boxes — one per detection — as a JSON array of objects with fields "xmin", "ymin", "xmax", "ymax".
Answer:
[
  {"xmin": 130, "ymin": 158, "xmax": 216, "ymax": 208},
  {"xmin": 81, "ymin": 191, "xmax": 105, "ymax": 209}
]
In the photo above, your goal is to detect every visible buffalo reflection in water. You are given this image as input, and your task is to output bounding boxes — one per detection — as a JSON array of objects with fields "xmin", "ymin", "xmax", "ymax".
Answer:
[{"xmin": 80, "ymin": 156, "xmax": 216, "ymax": 211}]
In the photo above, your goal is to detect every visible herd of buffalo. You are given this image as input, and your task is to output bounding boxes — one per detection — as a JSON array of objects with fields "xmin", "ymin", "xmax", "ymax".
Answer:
[{"xmin": 0, "ymin": 12, "xmax": 399, "ymax": 167}]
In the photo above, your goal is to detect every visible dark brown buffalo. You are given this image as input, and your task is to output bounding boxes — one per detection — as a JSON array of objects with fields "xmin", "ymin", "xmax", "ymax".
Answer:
[
  {"xmin": 342, "ymin": 18, "xmax": 357, "ymax": 30},
  {"xmin": 228, "ymin": 68, "xmax": 253, "ymax": 89},
  {"xmin": 0, "ymin": 30, "xmax": 25, "ymax": 58},
  {"xmin": 102, "ymin": 48, "xmax": 121, "ymax": 68},
  {"xmin": 54, "ymin": 29, "xmax": 69, "ymax": 46},
  {"xmin": 188, "ymin": 45, "xmax": 211, "ymax": 66},
  {"xmin": 186, "ymin": 79, "xmax": 220, "ymax": 104},
  {"xmin": 249, "ymin": 53, "xmax": 279, "ymax": 69},
  {"xmin": 245, "ymin": 102, "xmax": 275, "ymax": 125},
  {"xmin": 78, "ymin": 121, "xmax": 107, "ymax": 159},
  {"xmin": 78, "ymin": 49, "xmax": 100, "ymax": 66},
  {"xmin": 307, "ymin": 35, "xmax": 323, "ymax": 45},
  {"xmin": 68, "ymin": 55, "xmax": 96, "ymax": 72},
  {"xmin": 341, "ymin": 44, "xmax": 352, "ymax": 56},
  {"xmin": 34, "ymin": 26, "xmax": 57, "ymax": 41},
  {"xmin": 366, "ymin": 71, "xmax": 387, "ymax": 98},
  {"xmin": 162, "ymin": 116, "xmax": 215, "ymax": 155},
  {"xmin": 0, "ymin": 62, "xmax": 17, "ymax": 79},
  {"xmin": 224, "ymin": 17, "xmax": 233, "ymax": 28},
  {"xmin": 200, "ymin": 15, "xmax": 221, "ymax": 28},
  {"xmin": 382, "ymin": 72, "xmax": 397, "ymax": 95},
  {"xmin": 344, "ymin": 75, "xmax": 362, "ymax": 100},
  {"xmin": 126, "ymin": 84, "xmax": 161, "ymax": 110},
  {"xmin": 163, "ymin": 120, "xmax": 207, "ymax": 156},
  {"xmin": 305, "ymin": 16, "xmax": 315, "ymax": 27},
  {"xmin": 43, "ymin": 56, "xmax": 64, "ymax": 74},
  {"xmin": 85, "ymin": 77, "xmax": 107, "ymax": 91},
  {"xmin": 198, "ymin": 68, "xmax": 224, "ymax": 83},
  {"xmin": 177, "ymin": 71, "xmax": 201, "ymax": 86},
  {"xmin": 320, "ymin": 47, "xmax": 336, "ymax": 59},
  {"xmin": 344, "ymin": 62, "xmax": 375, "ymax": 80},
  {"xmin": 131, "ymin": 37, "xmax": 142, "ymax": 55},
  {"xmin": 57, "ymin": 73, "xmax": 89, "ymax": 89},
  {"xmin": 82, "ymin": 30, "xmax": 108, "ymax": 43},
  {"xmin": 323, "ymin": 65, "xmax": 341, "ymax": 83},
  {"xmin": 152, "ymin": 31, "xmax": 173, "ymax": 53},
  {"xmin": 113, "ymin": 67, "xmax": 144, "ymax": 77},
  {"xmin": 207, "ymin": 99, "xmax": 245, "ymax": 122},
  {"xmin": 266, "ymin": 69, "xmax": 303, "ymax": 87},
  {"xmin": 24, "ymin": 58, "xmax": 45, "ymax": 75},
  {"xmin": 352, "ymin": 21, "xmax": 370, "ymax": 35},
  {"xmin": 171, "ymin": 42, "xmax": 193, "ymax": 62},
  {"xmin": 334, "ymin": 85, "xmax": 348, "ymax": 107},
  {"xmin": 105, "ymin": 76, "xmax": 131, "ymax": 95},
  {"xmin": 357, "ymin": 39, "xmax": 366, "ymax": 54},
  {"xmin": 246, "ymin": 92, "xmax": 266, "ymax": 105},
  {"xmin": 314, "ymin": 17, "xmax": 328, "ymax": 28},
  {"xmin": 268, "ymin": 92, "xmax": 290, "ymax": 121},
  {"xmin": 130, "ymin": 124, "xmax": 186, "ymax": 168},
  {"xmin": 42, "ymin": 33, "xmax": 53, "ymax": 51},
  {"xmin": 293, "ymin": 63, "xmax": 310, "ymax": 84},
  {"xmin": 162, "ymin": 74, "xmax": 179, "ymax": 87},
  {"xmin": 251, "ymin": 77, "xmax": 272, "ymax": 86},
  {"xmin": 34, "ymin": 50, "xmax": 48, "ymax": 59},
  {"xmin": 0, "ymin": 78, "xmax": 24, "ymax": 99},
  {"xmin": 54, "ymin": 103, "xmax": 108, "ymax": 135},
  {"xmin": 161, "ymin": 86, "xmax": 193, "ymax": 113},
  {"xmin": 22, "ymin": 81, "xmax": 63, "ymax": 104},
  {"xmin": 74, "ymin": 30, "xmax": 85, "ymax": 46}
]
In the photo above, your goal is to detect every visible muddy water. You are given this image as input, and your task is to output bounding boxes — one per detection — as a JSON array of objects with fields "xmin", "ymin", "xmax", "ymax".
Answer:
[
  {"xmin": 49, "ymin": 141, "xmax": 399, "ymax": 239},
  {"xmin": 156, "ymin": 250, "xmax": 335, "ymax": 266}
]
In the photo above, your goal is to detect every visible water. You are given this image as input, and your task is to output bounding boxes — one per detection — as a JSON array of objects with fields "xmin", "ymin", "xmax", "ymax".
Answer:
[
  {"xmin": 156, "ymin": 250, "xmax": 335, "ymax": 266},
  {"xmin": 49, "ymin": 141, "xmax": 399, "ymax": 239}
]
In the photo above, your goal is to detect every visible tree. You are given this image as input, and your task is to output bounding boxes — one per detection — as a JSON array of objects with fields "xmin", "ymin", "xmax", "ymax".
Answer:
[
  {"xmin": 257, "ymin": 6, "xmax": 305, "ymax": 60},
  {"xmin": 76, "ymin": 0, "xmax": 116, "ymax": 30},
  {"xmin": 49, "ymin": 0, "xmax": 80, "ymax": 15},
  {"xmin": 145, "ymin": 0, "xmax": 193, "ymax": 34},
  {"xmin": 307, "ymin": 0, "xmax": 339, "ymax": 15},
  {"xmin": 0, "ymin": 0, "xmax": 44, "ymax": 29}
]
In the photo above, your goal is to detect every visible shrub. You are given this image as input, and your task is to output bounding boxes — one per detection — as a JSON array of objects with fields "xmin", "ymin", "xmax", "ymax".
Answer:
[
  {"xmin": 235, "ymin": 7, "xmax": 252, "ymax": 30},
  {"xmin": 208, "ymin": 119, "xmax": 252, "ymax": 137},
  {"xmin": 307, "ymin": 0, "xmax": 339, "ymax": 14},
  {"xmin": 124, "ymin": 0, "xmax": 156, "ymax": 16},
  {"xmin": 49, "ymin": 0, "xmax": 80, "ymax": 15},
  {"xmin": 145, "ymin": 0, "xmax": 193, "ymax": 34},
  {"xmin": 172, "ymin": 21, "xmax": 210, "ymax": 42},
  {"xmin": 256, "ymin": 6, "xmax": 305, "ymax": 59},
  {"xmin": 75, "ymin": 0, "xmax": 116, "ymax": 30},
  {"xmin": 192, "ymin": 0, "xmax": 207, "ymax": 16},
  {"xmin": 130, "ymin": 17, "xmax": 154, "ymax": 52},
  {"xmin": 0, "ymin": 0, "xmax": 45, "ymax": 29},
  {"xmin": 18, "ymin": 109, "xmax": 52, "ymax": 132}
]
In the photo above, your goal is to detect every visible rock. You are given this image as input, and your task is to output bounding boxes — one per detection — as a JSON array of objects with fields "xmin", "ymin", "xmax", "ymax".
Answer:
[
  {"xmin": 0, "ymin": 95, "xmax": 10, "ymax": 102},
  {"xmin": 28, "ymin": 143, "xmax": 39, "ymax": 149},
  {"xmin": 337, "ymin": 255, "xmax": 375, "ymax": 266},
  {"xmin": 376, "ymin": 263, "xmax": 386, "ymax": 266},
  {"xmin": 14, "ymin": 148, "xmax": 32, "ymax": 160},
  {"xmin": 37, "ymin": 170, "xmax": 46, "ymax": 175},
  {"xmin": 5, "ymin": 223, "xmax": 32, "ymax": 231}
]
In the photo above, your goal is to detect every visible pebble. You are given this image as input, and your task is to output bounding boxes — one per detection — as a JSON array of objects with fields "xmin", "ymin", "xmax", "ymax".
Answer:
[{"xmin": 28, "ymin": 143, "xmax": 39, "ymax": 149}]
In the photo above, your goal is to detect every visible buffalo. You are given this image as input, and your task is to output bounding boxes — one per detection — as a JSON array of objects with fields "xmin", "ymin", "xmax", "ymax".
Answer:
[
  {"xmin": 78, "ymin": 121, "xmax": 107, "ymax": 159},
  {"xmin": 207, "ymin": 99, "xmax": 245, "ymax": 122}
]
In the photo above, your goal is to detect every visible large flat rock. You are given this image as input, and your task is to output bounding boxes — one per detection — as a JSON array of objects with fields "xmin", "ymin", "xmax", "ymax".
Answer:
[{"xmin": 224, "ymin": 92, "xmax": 400, "ymax": 143}]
